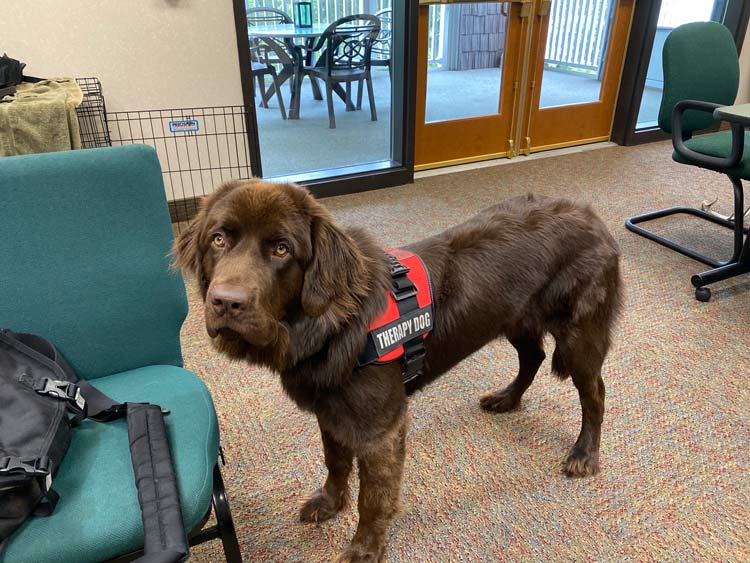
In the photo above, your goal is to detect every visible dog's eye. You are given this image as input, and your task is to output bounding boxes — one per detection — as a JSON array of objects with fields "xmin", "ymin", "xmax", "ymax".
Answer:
[
  {"xmin": 211, "ymin": 233, "xmax": 226, "ymax": 248},
  {"xmin": 273, "ymin": 243, "xmax": 289, "ymax": 257}
]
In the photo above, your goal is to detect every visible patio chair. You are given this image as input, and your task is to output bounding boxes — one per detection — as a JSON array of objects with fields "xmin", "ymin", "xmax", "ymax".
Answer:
[
  {"xmin": 0, "ymin": 145, "xmax": 242, "ymax": 562},
  {"xmin": 625, "ymin": 22, "xmax": 750, "ymax": 302},
  {"xmin": 247, "ymin": 7, "xmax": 294, "ymax": 119},
  {"xmin": 372, "ymin": 8, "xmax": 392, "ymax": 80},
  {"xmin": 299, "ymin": 14, "xmax": 380, "ymax": 128}
]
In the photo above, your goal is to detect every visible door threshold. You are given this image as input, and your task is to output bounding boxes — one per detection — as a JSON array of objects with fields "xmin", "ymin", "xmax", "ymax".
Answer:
[{"xmin": 414, "ymin": 141, "xmax": 616, "ymax": 179}]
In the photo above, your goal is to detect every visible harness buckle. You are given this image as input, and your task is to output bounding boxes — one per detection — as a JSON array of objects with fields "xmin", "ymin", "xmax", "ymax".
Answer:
[
  {"xmin": 392, "ymin": 286, "xmax": 418, "ymax": 302},
  {"xmin": 386, "ymin": 253, "xmax": 410, "ymax": 277},
  {"xmin": 391, "ymin": 272, "xmax": 418, "ymax": 301},
  {"xmin": 402, "ymin": 348, "xmax": 426, "ymax": 384}
]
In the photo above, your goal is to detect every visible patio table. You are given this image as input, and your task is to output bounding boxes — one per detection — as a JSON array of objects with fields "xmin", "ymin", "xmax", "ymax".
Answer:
[{"xmin": 247, "ymin": 23, "xmax": 357, "ymax": 119}]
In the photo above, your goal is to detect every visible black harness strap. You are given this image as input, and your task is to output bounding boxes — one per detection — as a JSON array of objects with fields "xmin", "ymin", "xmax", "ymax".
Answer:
[{"xmin": 386, "ymin": 254, "xmax": 427, "ymax": 384}]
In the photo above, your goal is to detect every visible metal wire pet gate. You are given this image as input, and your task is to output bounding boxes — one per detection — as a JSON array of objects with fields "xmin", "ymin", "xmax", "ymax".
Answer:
[{"xmin": 74, "ymin": 78, "xmax": 254, "ymax": 224}]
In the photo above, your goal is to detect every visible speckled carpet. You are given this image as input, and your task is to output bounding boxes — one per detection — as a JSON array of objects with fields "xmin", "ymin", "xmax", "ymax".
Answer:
[{"xmin": 186, "ymin": 140, "xmax": 750, "ymax": 563}]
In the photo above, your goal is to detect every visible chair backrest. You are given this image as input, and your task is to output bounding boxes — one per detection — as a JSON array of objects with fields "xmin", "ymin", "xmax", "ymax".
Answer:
[
  {"xmin": 246, "ymin": 6, "xmax": 292, "ymax": 25},
  {"xmin": 0, "ymin": 145, "xmax": 188, "ymax": 380},
  {"xmin": 317, "ymin": 14, "xmax": 381, "ymax": 74},
  {"xmin": 247, "ymin": 7, "xmax": 294, "ymax": 66},
  {"xmin": 372, "ymin": 9, "xmax": 392, "ymax": 61},
  {"xmin": 658, "ymin": 21, "xmax": 739, "ymax": 134}
]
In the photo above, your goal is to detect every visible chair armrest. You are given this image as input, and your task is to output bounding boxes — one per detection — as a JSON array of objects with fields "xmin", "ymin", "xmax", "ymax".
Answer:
[{"xmin": 673, "ymin": 99, "xmax": 745, "ymax": 170}]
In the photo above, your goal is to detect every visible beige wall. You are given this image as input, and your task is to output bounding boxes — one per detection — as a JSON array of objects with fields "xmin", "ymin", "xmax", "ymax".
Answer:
[
  {"xmin": 738, "ymin": 25, "xmax": 750, "ymax": 104},
  {"xmin": 4, "ymin": 0, "xmax": 244, "ymax": 112}
]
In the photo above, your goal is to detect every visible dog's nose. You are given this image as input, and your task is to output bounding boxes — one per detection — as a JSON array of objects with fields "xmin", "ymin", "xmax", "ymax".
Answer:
[{"xmin": 208, "ymin": 284, "xmax": 250, "ymax": 317}]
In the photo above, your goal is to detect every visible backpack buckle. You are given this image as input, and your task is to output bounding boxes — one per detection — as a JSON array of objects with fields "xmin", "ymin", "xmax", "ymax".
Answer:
[
  {"xmin": 0, "ymin": 455, "xmax": 50, "ymax": 476},
  {"xmin": 37, "ymin": 378, "xmax": 87, "ymax": 415}
]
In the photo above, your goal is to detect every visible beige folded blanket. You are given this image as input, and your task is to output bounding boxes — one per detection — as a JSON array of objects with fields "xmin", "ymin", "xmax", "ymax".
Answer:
[{"xmin": 0, "ymin": 78, "xmax": 83, "ymax": 156}]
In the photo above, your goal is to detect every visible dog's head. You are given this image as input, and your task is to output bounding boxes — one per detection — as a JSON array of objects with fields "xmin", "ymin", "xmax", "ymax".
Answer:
[{"xmin": 173, "ymin": 180, "xmax": 374, "ymax": 365}]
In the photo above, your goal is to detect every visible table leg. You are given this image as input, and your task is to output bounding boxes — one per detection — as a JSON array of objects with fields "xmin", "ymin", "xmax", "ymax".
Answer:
[{"xmin": 288, "ymin": 43, "xmax": 304, "ymax": 120}]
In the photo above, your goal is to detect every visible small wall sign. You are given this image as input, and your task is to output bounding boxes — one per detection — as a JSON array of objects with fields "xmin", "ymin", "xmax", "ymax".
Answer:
[{"xmin": 168, "ymin": 119, "xmax": 200, "ymax": 133}]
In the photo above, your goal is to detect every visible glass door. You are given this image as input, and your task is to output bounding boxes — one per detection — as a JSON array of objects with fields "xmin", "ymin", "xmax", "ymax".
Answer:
[
  {"xmin": 415, "ymin": 1, "xmax": 529, "ymax": 168},
  {"xmin": 522, "ymin": 0, "xmax": 635, "ymax": 153},
  {"xmin": 415, "ymin": 0, "xmax": 635, "ymax": 169}
]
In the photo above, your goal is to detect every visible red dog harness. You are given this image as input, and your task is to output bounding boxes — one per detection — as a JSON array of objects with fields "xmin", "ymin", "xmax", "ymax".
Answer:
[{"xmin": 357, "ymin": 249, "xmax": 434, "ymax": 383}]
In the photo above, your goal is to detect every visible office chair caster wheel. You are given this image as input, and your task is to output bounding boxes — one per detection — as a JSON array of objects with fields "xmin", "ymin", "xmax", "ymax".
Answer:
[{"xmin": 695, "ymin": 287, "xmax": 711, "ymax": 302}]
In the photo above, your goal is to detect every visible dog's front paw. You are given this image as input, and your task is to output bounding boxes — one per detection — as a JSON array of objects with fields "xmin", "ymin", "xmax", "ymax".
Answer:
[
  {"xmin": 333, "ymin": 544, "xmax": 385, "ymax": 563},
  {"xmin": 562, "ymin": 446, "xmax": 600, "ymax": 478},
  {"xmin": 299, "ymin": 488, "xmax": 346, "ymax": 523},
  {"xmin": 480, "ymin": 389, "xmax": 521, "ymax": 413}
]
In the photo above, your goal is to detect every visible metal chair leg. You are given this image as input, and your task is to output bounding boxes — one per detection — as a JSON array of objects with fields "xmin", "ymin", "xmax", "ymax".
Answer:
[
  {"xmin": 212, "ymin": 463, "xmax": 243, "ymax": 563},
  {"xmin": 625, "ymin": 176, "xmax": 750, "ymax": 301}
]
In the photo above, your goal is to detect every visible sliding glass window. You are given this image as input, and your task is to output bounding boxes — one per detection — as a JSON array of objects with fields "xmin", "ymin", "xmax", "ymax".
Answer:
[
  {"xmin": 241, "ymin": 0, "xmax": 409, "ymax": 183},
  {"xmin": 635, "ymin": 0, "xmax": 727, "ymax": 130},
  {"xmin": 613, "ymin": 0, "xmax": 749, "ymax": 145}
]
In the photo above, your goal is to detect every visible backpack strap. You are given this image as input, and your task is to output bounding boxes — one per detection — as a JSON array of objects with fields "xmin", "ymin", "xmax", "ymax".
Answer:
[{"xmin": 127, "ymin": 403, "xmax": 189, "ymax": 563}]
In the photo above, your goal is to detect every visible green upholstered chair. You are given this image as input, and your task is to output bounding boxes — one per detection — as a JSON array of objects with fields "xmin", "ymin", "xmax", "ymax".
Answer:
[
  {"xmin": 626, "ymin": 21, "xmax": 750, "ymax": 302},
  {"xmin": 0, "ymin": 145, "xmax": 242, "ymax": 563}
]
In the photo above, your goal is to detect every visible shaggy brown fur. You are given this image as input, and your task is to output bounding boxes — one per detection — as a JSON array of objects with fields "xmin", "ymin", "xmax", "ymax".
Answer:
[{"xmin": 174, "ymin": 179, "xmax": 622, "ymax": 563}]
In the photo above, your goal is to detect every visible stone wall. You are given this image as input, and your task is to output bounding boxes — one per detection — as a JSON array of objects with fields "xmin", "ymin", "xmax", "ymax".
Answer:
[{"xmin": 450, "ymin": 3, "xmax": 507, "ymax": 71}]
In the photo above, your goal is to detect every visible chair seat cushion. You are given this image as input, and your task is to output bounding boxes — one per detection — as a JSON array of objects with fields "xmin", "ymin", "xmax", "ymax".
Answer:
[
  {"xmin": 1, "ymin": 365, "xmax": 219, "ymax": 563},
  {"xmin": 673, "ymin": 130, "xmax": 750, "ymax": 179}
]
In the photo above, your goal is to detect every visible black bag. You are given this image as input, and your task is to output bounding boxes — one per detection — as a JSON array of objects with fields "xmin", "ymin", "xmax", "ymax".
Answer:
[
  {"xmin": 0, "ymin": 330, "xmax": 189, "ymax": 562},
  {"xmin": 0, "ymin": 54, "xmax": 25, "ymax": 88}
]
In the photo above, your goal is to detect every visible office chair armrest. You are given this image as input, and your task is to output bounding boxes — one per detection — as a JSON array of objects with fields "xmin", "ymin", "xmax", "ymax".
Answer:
[{"xmin": 673, "ymin": 100, "xmax": 745, "ymax": 170}]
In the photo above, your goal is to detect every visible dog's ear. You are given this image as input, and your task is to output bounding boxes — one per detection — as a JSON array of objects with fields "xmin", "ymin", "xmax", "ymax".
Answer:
[
  {"xmin": 171, "ymin": 180, "xmax": 242, "ymax": 281},
  {"xmin": 300, "ymin": 202, "xmax": 371, "ymax": 321},
  {"xmin": 172, "ymin": 215, "xmax": 203, "ymax": 277}
]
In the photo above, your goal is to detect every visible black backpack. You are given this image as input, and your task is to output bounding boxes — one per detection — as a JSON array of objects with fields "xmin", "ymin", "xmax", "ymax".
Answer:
[{"xmin": 0, "ymin": 330, "xmax": 189, "ymax": 562}]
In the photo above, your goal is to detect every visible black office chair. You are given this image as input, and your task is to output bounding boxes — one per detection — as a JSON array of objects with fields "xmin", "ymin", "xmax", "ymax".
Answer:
[
  {"xmin": 299, "ymin": 14, "xmax": 380, "ymax": 128},
  {"xmin": 247, "ymin": 7, "xmax": 294, "ymax": 119},
  {"xmin": 626, "ymin": 21, "xmax": 750, "ymax": 302}
]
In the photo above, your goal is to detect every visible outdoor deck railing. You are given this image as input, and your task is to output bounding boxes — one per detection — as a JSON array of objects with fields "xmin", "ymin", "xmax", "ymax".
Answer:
[
  {"xmin": 246, "ymin": 1, "xmax": 447, "ymax": 63},
  {"xmin": 544, "ymin": 0, "xmax": 614, "ymax": 71},
  {"xmin": 246, "ymin": 0, "xmax": 390, "ymax": 26}
]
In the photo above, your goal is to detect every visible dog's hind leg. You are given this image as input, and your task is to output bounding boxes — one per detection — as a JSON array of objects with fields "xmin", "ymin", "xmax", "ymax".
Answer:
[
  {"xmin": 552, "ymin": 326, "xmax": 608, "ymax": 478},
  {"xmin": 480, "ymin": 333, "xmax": 545, "ymax": 413},
  {"xmin": 300, "ymin": 423, "xmax": 354, "ymax": 523}
]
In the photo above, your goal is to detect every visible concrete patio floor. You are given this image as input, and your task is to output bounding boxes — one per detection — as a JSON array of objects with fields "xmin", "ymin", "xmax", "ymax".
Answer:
[{"xmin": 255, "ymin": 68, "xmax": 662, "ymax": 178}]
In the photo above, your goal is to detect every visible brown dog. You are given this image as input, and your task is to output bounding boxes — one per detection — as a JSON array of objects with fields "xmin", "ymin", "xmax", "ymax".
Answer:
[{"xmin": 174, "ymin": 179, "xmax": 622, "ymax": 562}]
